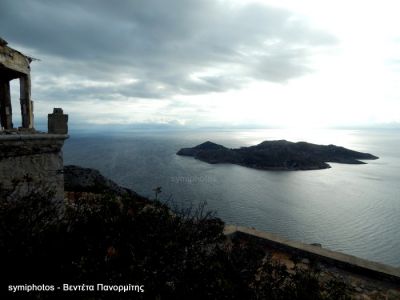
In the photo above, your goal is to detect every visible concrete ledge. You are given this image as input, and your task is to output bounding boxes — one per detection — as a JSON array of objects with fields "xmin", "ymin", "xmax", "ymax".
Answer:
[
  {"xmin": 224, "ymin": 225, "xmax": 400, "ymax": 283},
  {"xmin": 0, "ymin": 133, "xmax": 69, "ymax": 159},
  {"xmin": 0, "ymin": 133, "xmax": 69, "ymax": 141}
]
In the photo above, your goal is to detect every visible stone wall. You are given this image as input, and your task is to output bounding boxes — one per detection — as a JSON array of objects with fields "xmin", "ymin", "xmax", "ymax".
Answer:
[
  {"xmin": 0, "ymin": 134, "xmax": 68, "ymax": 204},
  {"xmin": 224, "ymin": 225, "xmax": 400, "ymax": 284}
]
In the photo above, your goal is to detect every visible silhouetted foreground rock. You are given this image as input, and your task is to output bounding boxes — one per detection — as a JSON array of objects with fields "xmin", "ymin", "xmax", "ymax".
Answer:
[
  {"xmin": 177, "ymin": 140, "xmax": 378, "ymax": 170},
  {"xmin": 64, "ymin": 165, "xmax": 143, "ymax": 198},
  {"xmin": 0, "ymin": 165, "xmax": 393, "ymax": 299}
]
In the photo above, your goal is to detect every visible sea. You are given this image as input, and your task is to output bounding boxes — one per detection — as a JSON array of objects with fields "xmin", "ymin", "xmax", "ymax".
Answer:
[{"xmin": 63, "ymin": 128, "xmax": 400, "ymax": 267}]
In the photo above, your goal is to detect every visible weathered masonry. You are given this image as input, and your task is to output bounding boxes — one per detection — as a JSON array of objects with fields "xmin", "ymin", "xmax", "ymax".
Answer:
[
  {"xmin": 0, "ymin": 37, "xmax": 69, "ymax": 204},
  {"xmin": 0, "ymin": 37, "xmax": 34, "ymax": 130}
]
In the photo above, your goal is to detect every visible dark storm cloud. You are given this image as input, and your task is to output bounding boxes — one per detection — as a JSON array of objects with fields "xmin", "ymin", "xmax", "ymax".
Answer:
[{"xmin": 0, "ymin": 0, "xmax": 336, "ymax": 101}]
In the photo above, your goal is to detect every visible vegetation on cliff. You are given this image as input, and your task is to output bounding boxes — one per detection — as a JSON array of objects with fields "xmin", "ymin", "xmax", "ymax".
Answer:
[{"xmin": 0, "ymin": 167, "xmax": 350, "ymax": 299}]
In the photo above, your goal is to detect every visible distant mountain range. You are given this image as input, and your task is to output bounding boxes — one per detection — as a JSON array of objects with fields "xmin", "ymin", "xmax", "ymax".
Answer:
[{"xmin": 176, "ymin": 140, "xmax": 378, "ymax": 171}]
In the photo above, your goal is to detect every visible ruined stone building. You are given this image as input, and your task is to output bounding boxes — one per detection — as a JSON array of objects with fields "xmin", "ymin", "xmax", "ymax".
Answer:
[{"xmin": 0, "ymin": 37, "xmax": 68, "ymax": 203}]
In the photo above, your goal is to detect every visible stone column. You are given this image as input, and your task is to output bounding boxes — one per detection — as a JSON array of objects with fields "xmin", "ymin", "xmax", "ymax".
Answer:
[
  {"xmin": 0, "ymin": 78, "xmax": 13, "ymax": 129},
  {"xmin": 48, "ymin": 108, "xmax": 68, "ymax": 134},
  {"xmin": 20, "ymin": 74, "xmax": 34, "ymax": 129}
]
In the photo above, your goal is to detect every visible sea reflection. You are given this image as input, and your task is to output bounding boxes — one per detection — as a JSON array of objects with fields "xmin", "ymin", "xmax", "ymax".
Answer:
[{"xmin": 64, "ymin": 128, "xmax": 400, "ymax": 267}]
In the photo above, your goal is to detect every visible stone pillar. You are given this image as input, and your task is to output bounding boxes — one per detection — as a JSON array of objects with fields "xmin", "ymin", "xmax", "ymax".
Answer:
[
  {"xmin": 20, "ymin": 74, "xmax": 34, "ymax": 129},
  {"xmin": 48, "ymin": 108, "xmax": 68, "ymax": 134},
  {"xmin": 0, "ymin": 78, "xmax": 13, "ymax": 129}
]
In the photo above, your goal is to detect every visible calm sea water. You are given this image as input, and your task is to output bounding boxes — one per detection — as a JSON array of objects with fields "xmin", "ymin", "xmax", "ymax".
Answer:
[{"xmin": 63, "ymin": 128, "xmax": 400, "ymax": 267}]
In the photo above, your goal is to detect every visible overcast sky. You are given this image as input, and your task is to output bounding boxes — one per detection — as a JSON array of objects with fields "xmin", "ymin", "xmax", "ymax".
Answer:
[{"xmin": 1, "ymin": 0, "xmax": 400, "ymax": 129}]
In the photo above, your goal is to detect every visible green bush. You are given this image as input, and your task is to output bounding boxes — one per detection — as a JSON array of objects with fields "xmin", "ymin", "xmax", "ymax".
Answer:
[{"xmin": 0, "ymin": 192, "xmax": 350, "ymax": 299}]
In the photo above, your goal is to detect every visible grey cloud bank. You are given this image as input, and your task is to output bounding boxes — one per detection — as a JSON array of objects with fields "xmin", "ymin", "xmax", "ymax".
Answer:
[{"xmin": 0, "ymin": 0, "xmax": 336, "ymax": 125}]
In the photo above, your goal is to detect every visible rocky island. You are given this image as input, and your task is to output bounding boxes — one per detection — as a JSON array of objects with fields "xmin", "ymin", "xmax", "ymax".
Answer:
[{"xmin": 177, "ymin": 140, "xmax": 378, "ymax": 170}]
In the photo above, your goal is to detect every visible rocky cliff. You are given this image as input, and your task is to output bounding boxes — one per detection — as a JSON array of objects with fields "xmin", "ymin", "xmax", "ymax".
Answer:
[
  {"xmin": 63, "ymin": 165, "xmax": 143, "ymax": 199},
  {"xmin": 177, "ymin": 140, "xmax": 379, "ymax": 171}
]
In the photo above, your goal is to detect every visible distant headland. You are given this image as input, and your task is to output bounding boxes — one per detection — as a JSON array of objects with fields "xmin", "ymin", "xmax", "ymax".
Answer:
[{"xmin": 176, "ymin": 140, "xmax": 379, "ymax": 171}]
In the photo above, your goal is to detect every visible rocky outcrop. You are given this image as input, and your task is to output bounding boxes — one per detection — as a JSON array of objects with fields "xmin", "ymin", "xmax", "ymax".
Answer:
[
  {"xmin": 63, "ymin": 165, "xmax": 142, "ymax": 198},
  {"xmin": 177, "ymin": 140, "xmax": 379, "ymax": 171}
]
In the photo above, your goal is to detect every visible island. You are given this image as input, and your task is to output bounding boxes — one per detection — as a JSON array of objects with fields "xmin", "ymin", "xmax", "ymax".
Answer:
[{"xmin": 176, "ymin": 140, "xmax": 379, "ymax": 170}]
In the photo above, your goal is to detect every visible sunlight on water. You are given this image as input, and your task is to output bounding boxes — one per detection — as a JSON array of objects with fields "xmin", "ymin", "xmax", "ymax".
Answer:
[
  {"xmin": 64, "ymin": 128, "xmax": 400, "ymax": 267},
  {"xmin": 230, "ymin": 129, "xmax": 363, "ymax": 149}
]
